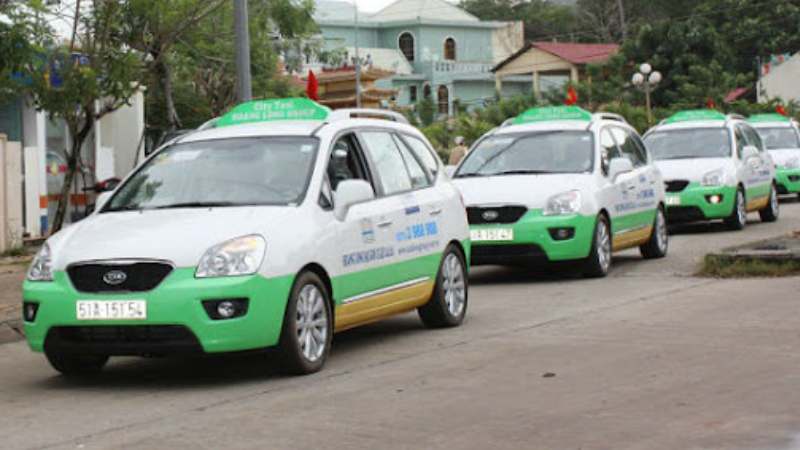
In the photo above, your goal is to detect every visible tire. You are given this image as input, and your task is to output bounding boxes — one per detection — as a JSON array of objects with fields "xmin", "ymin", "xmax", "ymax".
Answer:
[
  {"xmin": 278, "ymin": 271, "xmax": 333, "ymax": 375},
  {"xmin": 724, "ymin": 187, "xmax": 747, "ymax": 230},
  {"xmin": 45, "ymin": 351, "xmax": 108, "ymax": 377},
  {"xmin": 759, "ymin": 183, "xmax": 779, "ymax": 223},
  {"xmin": 583, "ymin": 214, "xmax": 612, "ymax": 278},
  {"xmin": 418, "ymin": 244, "xmax": 468, "ymax": 328},
  {"xmin": 640, "ymin": 207, "xmax": 668, "ymax": 259}
]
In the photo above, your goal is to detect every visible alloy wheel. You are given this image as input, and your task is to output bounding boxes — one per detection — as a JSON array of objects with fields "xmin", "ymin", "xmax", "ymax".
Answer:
[
  {"xmin": 597, "ymin": 221, "xmax": 611, "ymax": 273},
  {"xmin": 442, "ymin": 253, "xmax": 466, "ymax": 317},
  {"xmin": 295, "ymin": 284, "xmax": 328, "ymax": 363}
]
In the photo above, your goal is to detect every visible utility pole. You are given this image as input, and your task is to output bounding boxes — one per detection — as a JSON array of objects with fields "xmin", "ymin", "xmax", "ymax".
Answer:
[
  {"xmin": 234, "ymin": 0, "xmax": 252, "ymax": 102},
  {"xmin": 616, "ymin": 0, "xmax": 627, "ymax": 41},
  {"xmin": 354, "ymin": 0, "xmax": 362, "ymax": 108}
]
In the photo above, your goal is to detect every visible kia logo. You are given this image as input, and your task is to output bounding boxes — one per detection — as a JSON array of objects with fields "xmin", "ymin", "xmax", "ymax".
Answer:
[
  {"xmin": 103, "ymin": 270, "xmax": 127, "ymax": 285},
  {"xmin": 482, "ymin": 210, "xmax": 499, "ymax": 221}
]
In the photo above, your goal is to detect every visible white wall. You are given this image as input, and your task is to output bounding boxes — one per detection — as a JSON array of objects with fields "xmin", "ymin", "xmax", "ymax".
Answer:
[
  {"xmin": 760, "ymin": 53, "xmax": 800, "ymax": 103},
  {"xmin": 99, "ymin": 88, "xmax": 145, "ymax": 179}
]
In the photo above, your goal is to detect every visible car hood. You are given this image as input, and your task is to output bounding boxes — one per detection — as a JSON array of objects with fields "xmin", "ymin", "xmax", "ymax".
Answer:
[
  {"xmin": 653, "ymin": 158, "xmax": 734, "ymax": 183},
  {"xmin": 47, "ymin": 207, "xmax": 295, "ymax": 270},
  {"xmin": 768, "ymin": 149, "xmax": 800, "ymax": 166},
  {"xmin": 453, "ymin": 174, "xmax": 596, "ymax": 210}
]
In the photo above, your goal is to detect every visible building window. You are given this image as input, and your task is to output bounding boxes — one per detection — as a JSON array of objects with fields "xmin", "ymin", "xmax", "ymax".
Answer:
[
  {"xmin": 444, "ymin": 38, "xmax": 456, "ymax": 61},
  {"xmin": 423, "ymin": 84, "xmax": 432, "ymax": 99},
  {"xmin": 409, "ymin": 86, "xmax": 418, "ymax": 103},
  {"xmin": 437, "ymin": 85, "xmax": 449, "ymax": 115},
  {"xmin": 399, "ymin": 32, "xmax": 415, "ymax": 62}
]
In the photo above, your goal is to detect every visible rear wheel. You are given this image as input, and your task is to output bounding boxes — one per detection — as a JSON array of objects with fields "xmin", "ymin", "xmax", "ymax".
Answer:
[
  {"xmin": 759, "ymin": 183, "xmax": 779, "ymax": 222},
  {"xmin": 45, "ymin": 351, "xmax": 108, "ymax": 377},
  {"xmin": 278, "ymin": 271, "xmax": 332, "ymax": 375},
  {"xmin": 418, "ymin": 244, "xmax": 468, "ymax": 328},
  {"xmin": 724, "ymin": 187, "xmax": 747, "ymax": 230},
  {"xmin": 583, "ymin": 214, "xmax": 612, "ymax": 278},
  {"xmin": 640, "ymin": 207, "xmax": 668, "ymax": 259}
]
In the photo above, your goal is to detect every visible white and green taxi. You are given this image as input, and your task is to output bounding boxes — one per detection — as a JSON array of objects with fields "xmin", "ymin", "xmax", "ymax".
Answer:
[
  {"xmin": 644, "ymin": 110, "xmax": 779, "ymax": 229},
  {"xmin": 452, "ymin": 106, "xmax": 668, "ymax": 277},
  {"xmin": 748, "ymin": 113, "xmax": 800, "ymax": 199},
  {"xmin": 23, "ymin": 98, "xmax": 470, "ymax": 376}
]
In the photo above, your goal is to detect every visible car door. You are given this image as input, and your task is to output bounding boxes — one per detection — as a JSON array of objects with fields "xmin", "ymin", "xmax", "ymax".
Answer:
[
  {"xmin": 734, "ymin": 124, "xmax": 767, "ymax": 206},
  {"xmin": 598, "ymin": 128, "xmax": 630, "ymax": 246},
  {"xmin": 741, "ymin": 123, "xmax": 775, "ymax": 202},
  {"xmin": 358, "ymin": 129, "xmax": 436, "ymax": 286},
  {"xmin": 611, "ymin": 126, "xmax": 658, "ymax": 233},
  {"xmin": 326, "ymin": 132, "xmax": 399, "ymax": 304}
]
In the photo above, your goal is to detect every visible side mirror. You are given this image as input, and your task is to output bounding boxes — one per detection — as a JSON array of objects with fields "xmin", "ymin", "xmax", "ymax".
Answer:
[
  {"xmin": 608, "ymin": 157, "xmax": 634, "ymax": 182},
  {"xmin": 444, "ymin": 166, "xmax": 457, "ymax": 178},
  {"xmin": 95, "ymin": 192, "xmax": 113, "ymax": 212},
  {"xmin": 334, "ymin": 179, "xmax": 375, "ymax": 220},
  {"xmin": 742, "ymin": 145, "xmax": 759, "ymax": 160}
]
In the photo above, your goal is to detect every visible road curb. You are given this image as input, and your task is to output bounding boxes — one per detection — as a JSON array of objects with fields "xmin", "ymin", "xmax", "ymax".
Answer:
[{"xmin": 0, "ymin": 320, "xmax": 24, "ymax": 345}]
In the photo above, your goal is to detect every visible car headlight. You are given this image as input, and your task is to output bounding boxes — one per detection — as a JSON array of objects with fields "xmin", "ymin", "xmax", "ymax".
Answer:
[
  {"xmin": 701, "ymin": 169, "xmax": 725, "ymax": 187},
  {"xmin": 27, "ymin": 244, "xmax": 53, "ymax": 282},
  {"xmin": 196, "ymin": 235, "xmax": 266, "ymax": 278},
  {"xmin": 543, "ymin": 190, "xmax": 582, "ymax": 216},
  {"xmin": 782, "ymin": 157, "xmax": 800, "ymax": 169}
]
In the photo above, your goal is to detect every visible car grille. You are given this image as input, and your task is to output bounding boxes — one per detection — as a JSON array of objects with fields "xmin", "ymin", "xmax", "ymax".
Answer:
[
  {"xmin": 467, "ymin": 206, "xmax": 528, "ymax": 225},
  {"xmin": 665, "ymin": 206, "xmax": 707, "ymax": 223},
  {"xmin": 664, "ymin": 180, "xmax": 690, "ymax": 193},
  {"xmin": 45, "ymin": 326, "xmax": 202, "ymax": 356},
  {"xmin": 67, "ymin": 261, "xmax": 173, "ymax": 293}
]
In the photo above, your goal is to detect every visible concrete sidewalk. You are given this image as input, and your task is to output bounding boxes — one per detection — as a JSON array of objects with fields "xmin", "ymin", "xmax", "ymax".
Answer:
[{"xmin": 0, "ymin": 262, "xmax": 26, "ymax": 344}]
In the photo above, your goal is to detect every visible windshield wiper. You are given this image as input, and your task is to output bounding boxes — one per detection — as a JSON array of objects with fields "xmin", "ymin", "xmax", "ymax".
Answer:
[
  {"xmin": 151, "ymin": 201, "xmax": 240, "ymax": 210},
  {"xmin": 490, "ymin": 170, "xmax": 555, "ymax": 176},
  {"xmin": 103, "ymin": 204, "xmax": 143, "ymax": 213},
  {"xmin": 454, "ymin": 173, "xmax": 488, "ymax": 178}
]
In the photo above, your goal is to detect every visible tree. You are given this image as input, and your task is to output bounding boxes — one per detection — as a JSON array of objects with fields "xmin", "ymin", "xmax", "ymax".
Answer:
[
  {"xmin": 0, "ymin": 1, "xmax": 40, "ymax": 103},
  {"xmin": 120, "ymin": 0, "xmax": 228, "ymax": 131},
  {"xmin": 20, "ymin": 1, "xmax": 145, "ymax": 232},
  {"xmin": 460, "ymin": 0, "xmax": 581, "ymax": 41}
]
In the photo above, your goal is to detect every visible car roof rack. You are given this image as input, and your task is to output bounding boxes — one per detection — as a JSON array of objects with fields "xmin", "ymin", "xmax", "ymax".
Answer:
[
  {"xmin": 592, "ymin": 112, "xmax": 627, "ymax": 123},
  {"xmin": 328, "ymin": 109, "xmax": 409, "ymax": 124}
]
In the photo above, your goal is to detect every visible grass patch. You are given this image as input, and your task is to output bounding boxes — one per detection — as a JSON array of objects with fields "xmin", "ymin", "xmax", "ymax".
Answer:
[{"xmin": 700, "ymin": 255, "xmax": 800, "ymax": 278}]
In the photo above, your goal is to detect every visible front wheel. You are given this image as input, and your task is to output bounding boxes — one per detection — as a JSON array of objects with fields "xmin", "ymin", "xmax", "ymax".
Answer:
[
  {"xmin": 583, "ymin": 214, "xmax": 612, "ymax": 278},
  {"xmin": 759, "ymin": 183, "xmax": 779, "ymax": 222},
  {"xmin": 724, "ymin": 187, "xmax": 747, "ymax": 230},
  {"xmin": 45, "ymin": 351, "xmax": 108, "ymax": 377},
  {"xmin": 418, "ymin": 244, "xmax": 468, "ymax": 328},
  {"xmin": 640, "ymin": 207, "xmax": 668, "ymax": 259},
  {"xmin": 278, "ymin": 271, "xmax": 333, "ymax": 375}
]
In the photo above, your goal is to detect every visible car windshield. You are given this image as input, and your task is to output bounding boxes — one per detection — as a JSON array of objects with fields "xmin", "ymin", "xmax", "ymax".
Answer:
[
  {"xmin": 104, "ymin": 137, "xmax": 318, "ymax": 212},
  {"xmin": 755, "ymin": 127, "xmax": 800, "ymax": 149},
  {"xmin": 455, "ymin": 131, "xmax": 594, "ymax": 177},
  {"xmin": 645, "ymin": 128, "xmax": 731, "ymax": 160}
]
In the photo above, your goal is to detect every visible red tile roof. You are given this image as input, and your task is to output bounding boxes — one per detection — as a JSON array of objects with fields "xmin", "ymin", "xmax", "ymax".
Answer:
[{"xmin": 493, "ymin": 41, "xmax": 620, "ymax": 72}]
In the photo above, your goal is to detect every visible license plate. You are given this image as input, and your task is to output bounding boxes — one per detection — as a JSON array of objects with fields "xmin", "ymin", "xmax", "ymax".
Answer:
[
  {"xmin": 666, "ymin": 195, "xmax": 681, "ymax": 206},
  {"xmin": 76, "ymin": 300, "xmax": 147, "ymax": 320},
  {"xmin": 471, "ymin": 228, "xmax": 514, "ymax": 242}
]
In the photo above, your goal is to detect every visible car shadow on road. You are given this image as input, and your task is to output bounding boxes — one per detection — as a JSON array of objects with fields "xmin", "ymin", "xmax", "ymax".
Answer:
[
  {"xmin": 27, "ymin": 317, "xmax": 430, "ymax": 390},
  {"xmin": 469, "ymin": 264, "xmax": 586, "ymax": 285}
]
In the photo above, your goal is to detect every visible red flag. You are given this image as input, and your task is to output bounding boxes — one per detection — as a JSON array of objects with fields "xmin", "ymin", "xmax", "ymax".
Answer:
[
  {"xmin": 776, "ymin": 104, "xmax": 788, "ymax": 116},
  {"xmin": 705, "ymin": 98, "xmax": 716, "ymax": 109},
  {"xmin": 306, "ymin": 70, "xmax": 319, "ymax": 101},
  {"xmin": 565, "ymin": 86, "xmax": 578, "ymax": 106}
]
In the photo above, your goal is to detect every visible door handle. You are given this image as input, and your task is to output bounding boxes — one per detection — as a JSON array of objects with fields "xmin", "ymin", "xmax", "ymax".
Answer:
[
  {"xmin": 626, "ymin": 184, "xmax": 637, "ymax": 191},
  {"xmin": 377, "ymin": 220, "xmax": 393, "ymax": 228},
  {"xmin": 430, "ymin": 207, "xmax": 443, "ymax": 216}
]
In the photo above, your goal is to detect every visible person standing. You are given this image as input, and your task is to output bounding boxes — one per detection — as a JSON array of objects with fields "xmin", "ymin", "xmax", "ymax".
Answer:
[{"xmin": 448, "ymin": 136, "xmax": 468, "ymax": 166}]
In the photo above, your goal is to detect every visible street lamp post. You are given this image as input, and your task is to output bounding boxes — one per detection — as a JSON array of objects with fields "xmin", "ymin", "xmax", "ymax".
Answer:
[{"xmin": 632, "ymin": 63, "xmax": 662, "ymax": 126}]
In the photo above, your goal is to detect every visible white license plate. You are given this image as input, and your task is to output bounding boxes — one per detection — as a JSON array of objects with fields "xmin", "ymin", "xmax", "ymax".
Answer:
[
  {"xmin": 76, "ymin": 300, "xmax": 147, "ymax": 321},
  {"xmin": 471, "ymin": 228, "xmax": 514, "ymax": 242},
  {"xmin": 666, "ymin": 195, "xmax": 681, "ymax": 206}
]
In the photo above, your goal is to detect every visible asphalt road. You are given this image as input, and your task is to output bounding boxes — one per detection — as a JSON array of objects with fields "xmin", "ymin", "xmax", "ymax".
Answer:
[{"xmin": 1, "ymin": 199, "xmax": 800, "ymax": 450}]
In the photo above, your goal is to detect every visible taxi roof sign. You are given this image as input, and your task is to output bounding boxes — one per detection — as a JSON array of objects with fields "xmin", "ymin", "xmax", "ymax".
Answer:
[
  {"xmin": 216, "ymin": 98, "xmax": 330, "ymax": 127},
  {"xmin": 513, "ymin": 106, "xmax": 593, "ymax": 125},
  {"xmin": 664, "ymin": 109, "xmax": 726, "ymax": 124},
  {"xmin": 748, "ymin": 113, "xmax": 791, "ymax": 123}
]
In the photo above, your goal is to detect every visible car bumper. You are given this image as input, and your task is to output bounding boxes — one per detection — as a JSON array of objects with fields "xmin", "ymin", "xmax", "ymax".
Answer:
[
  {"xmin": 775, "ymin": 168, "xmax": 800, "ymax": 194},
  {"xmin": 22, "ymin": 269, "xmax": 294, "ymax": 355},
  {"xmin": 665, "ymin": 184, "xmax": 736, "ymax": 223},
  {"xmin": 469, "ymin": 211, "xmax": 595, "ymax": 265}
]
